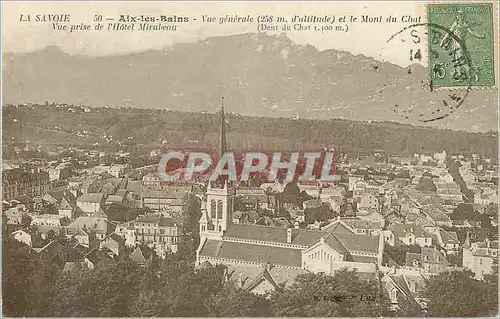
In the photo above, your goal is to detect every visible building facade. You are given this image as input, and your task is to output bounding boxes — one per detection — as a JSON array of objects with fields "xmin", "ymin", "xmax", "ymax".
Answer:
[
  {"xmin": 141, "ymin": 187, "xmax": 189, "ymax": 211},
  {"xmin": 463, "ymin": 234, "xmax": 498, "ymax": 280},
  {"xmin": 196, "ymin": 183, "xmax": 384, "ymax": 282},
  {"xmin": 134, "ymin": 214, "xmax": 184, "ymax": 258},
  {"xmin": 2, "ymin": 168, "xmax": 51, "ymax": 200},
  {"xmin": 76, "ymin": 193, "xmax": 104, "ymax": 216}
]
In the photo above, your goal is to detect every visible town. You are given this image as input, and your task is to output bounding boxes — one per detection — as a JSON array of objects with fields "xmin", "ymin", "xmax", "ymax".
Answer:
[{"xmin": 2, "ymin": 103, "xmax": 498, "ymax": 317}]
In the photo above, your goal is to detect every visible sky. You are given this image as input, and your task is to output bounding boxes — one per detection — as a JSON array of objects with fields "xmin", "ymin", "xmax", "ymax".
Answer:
[{"xmin": 3, "ymin": 1, "xmax": 431, "ymax": 67}]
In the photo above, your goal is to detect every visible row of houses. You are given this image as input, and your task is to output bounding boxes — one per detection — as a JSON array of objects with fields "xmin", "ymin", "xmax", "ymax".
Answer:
[{"xmin": 12, "ymin": 211, "xmax": 185, "ymax": 261}]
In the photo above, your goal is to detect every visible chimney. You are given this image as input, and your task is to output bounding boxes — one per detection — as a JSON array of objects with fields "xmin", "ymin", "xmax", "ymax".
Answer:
[
  {"xmin": 238, "ymin": 272, "xmax": 243, "ymax": 288},
  {"xmin": 68, "ymin": 188, "xmax": 77, "ymax": 198},
  {"xmin": 294, "ymin": 220, "xmax": 300, "ymax": 229},
  {"xmin": 265, "ymin": 261, "xmax": 273, "ymax": 271},
  {"xmin": 485, "ymin": 238, "xmax": 490, "ymax": 248},
  {"xmin": 286, "ymin": 228, "xmax": 292, "ymax": 244}
]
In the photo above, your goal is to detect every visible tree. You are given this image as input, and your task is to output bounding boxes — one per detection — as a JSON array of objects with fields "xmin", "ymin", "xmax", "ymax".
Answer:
[
  {"xmin": 484, "ymin": 202, "xmax": 498, "ymax": 218},
  {"xmin": 2, "ymin": 236, "xmax": 39, "ymax": 316},
  {"xmin": 50, "ymin": 259, "xmax": 142, "ymax": 317},
  {"xmin": 182, "ymin": 194, "xmax": 201, "ymax": 251},
  {"xmin": 205, "ymin": 282, "xmax": 271, "ymax": 316},
  {"xmin": 281, "ymin": 182, "xmax": 311, "ymax": 207},
  {"xmin": 28, "ymin": 257, "xmax": 62, "ymax": 316},
  {"xmin": 479, "ymin": 212, "xmax": 492, "ymax": 228},
  {"xmin": 60, "ymin": 216, "xmax": 71, "ymax": 227},
  {"xmin": 425, "ymin": 269, "xmax": 497, "ymax": 317},
  {"xmin": 450, "ymin": 203, "xmax": 481, "ymax": 221},
  {"xmin": 483, "ymin": 259, "xmax": 499, "ymax": 316},
  {"xmin": 46, "ymin": 229, "xmax": 57, "ymax": 241},
  {"xmin": 2, "ymin": 236, "xmax": 60, "ymax": 317},
  {"xmin": 105, "ymin": 203, "xmax": 139, "ymax": 222},
  {"xmin": 183, "ymin": 194, "xmax": 201, "ymax": 234},
  {"xmin": 21, "ymin": 214, "xmax": 32, "ymax": 228},
  {"xmin": 270, "ymin": 269, "xmax": 386, "ymax": 317},
  {"xmin": 416, "ymin": 176, "xmax": 437, "ymax": 192},
  {"xmin": 233, "ymin": 196, "xmax": 244, "ymax": 211},
  {"xmin": 139, "ymin": 261, "xmax": 225, "ymax": 317},
  {"xmin": 129, "ymin": 267, "xmax": 160, "ymax": 317},
  {"xmin": 447, "ymin": 249, "xmax": 462, "ymax": 267},
  {"xmin": 395, "ymin": 292, "xmax": 422, "ymax": 317},
  {"xmin": 305, "ymin": 204, "xmax": 333, "ymax": 224},
  {"xmin": 283, "ymin": 181, "xmax": 300, "ymax": 197},
  {"xmin": 177, "ymin": 236, "xmax": 196, "ymax": 261},
  {"xmin": 484, "ymin": 259, "xmax": 498, "ymax": 286},
  {"xmin": 383, "ymin": 243, "xmax": 420, "ymax": 266}
]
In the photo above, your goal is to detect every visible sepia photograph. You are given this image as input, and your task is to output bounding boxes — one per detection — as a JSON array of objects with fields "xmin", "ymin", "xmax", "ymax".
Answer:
[{"xmin": 1, "ymin": 1, "xmax": 499, "ymax": 317}]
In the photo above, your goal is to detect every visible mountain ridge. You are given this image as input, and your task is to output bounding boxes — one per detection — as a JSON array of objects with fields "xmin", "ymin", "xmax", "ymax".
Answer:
[{"xmin": 3, "ymin": 32, "xmax": 497, "ymax": 132}]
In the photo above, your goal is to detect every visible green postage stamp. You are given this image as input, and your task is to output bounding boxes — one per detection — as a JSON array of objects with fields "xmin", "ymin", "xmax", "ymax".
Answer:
[{"xmin": 427, "ymin": 2, "xmax": 495, "ymax": 88}]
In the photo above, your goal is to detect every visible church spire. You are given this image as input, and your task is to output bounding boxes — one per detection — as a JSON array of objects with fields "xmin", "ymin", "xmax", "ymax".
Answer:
[{"xmin": 219, "ymin": 96, "xmax": 227, "ymax": 159}]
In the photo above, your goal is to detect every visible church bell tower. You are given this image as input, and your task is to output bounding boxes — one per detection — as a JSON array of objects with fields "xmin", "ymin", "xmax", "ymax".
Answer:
[{"xmin": 198, "ymin": 97, "xmax": 235, "ymax": 242}]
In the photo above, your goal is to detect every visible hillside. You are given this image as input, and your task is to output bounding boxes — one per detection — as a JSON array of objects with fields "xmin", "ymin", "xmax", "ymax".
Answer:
[
  {"xmin": 3, "ymin": 105, "xmax": 497, "ymax": 158},
  {"xmin": 2, "ymin": 32, "xmax": 498, "ymax": 132}
]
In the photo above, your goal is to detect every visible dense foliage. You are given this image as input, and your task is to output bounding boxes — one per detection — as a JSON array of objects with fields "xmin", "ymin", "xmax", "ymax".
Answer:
[
  {"xmin": 104, "ymin": 203, "xmax": 141, "ymax": 222},
  {"xmin": 2, "ymin": 236, "xmax": 60, "ymax": 316},
  {"xmin": 3, "ymin": 230, "xmax": 498, "ymax": 317},
  {"xmin": 415, "ymin": 176, "xmax": 437, "ymax": 192},
  {"xmin": 424, "ymin": 269, "xmax": 498, "ymax": 317},
  {"xmin": 2, "ymin": 234, "xmax": 389, "ymax": 317},
  {"xmin": 3, "ymin": 105, "xmax": 498, "ymax": 158},
  {"xmin": 383, "ymin": 243, "xmax": 422, "ymax": 266},
  {"xmin": 270, "ymin": 270, "xmax": 386, "ymax": 317},
  {"xmin": 2, "ymin": 235, "xmax": 267, "ymax": 317}
]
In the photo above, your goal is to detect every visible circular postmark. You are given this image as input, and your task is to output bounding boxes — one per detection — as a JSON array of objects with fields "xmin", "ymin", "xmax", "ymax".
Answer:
[{"xmin": 380, "ymin": 22, "xmax": 473, "ymax": 124}]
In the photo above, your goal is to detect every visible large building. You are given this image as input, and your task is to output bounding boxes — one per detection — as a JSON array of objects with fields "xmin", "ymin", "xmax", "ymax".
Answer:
[
  {"xmin": 141, "ymin": 186, "xmax": 190, "ymax": 211},
  {"xmin": 134, "ymin": 213, "xmax": 184, "ymax": 258},
  {"xmin": 2, "ymin": 167, "xmax": 51, "ymax": 200},
  {"xmin": 76, "ymin": 193, "xmax": 104, "ymax": 216},
  {"xmin": 197, "ymin": 193, "xmax": 384, "ymax": 276},
  {"xmin": 195, "ymin": 104, "xmax": 383, "ymax": 291},
  {"xmin": 462, "ymin": 233, "xmax": 498, "ymax": 280}
]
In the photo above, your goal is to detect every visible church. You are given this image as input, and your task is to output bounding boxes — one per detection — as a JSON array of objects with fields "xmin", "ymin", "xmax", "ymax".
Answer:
[{"xmin": 195, "ymin": 102, "xmax": 384, "ymax": 293}]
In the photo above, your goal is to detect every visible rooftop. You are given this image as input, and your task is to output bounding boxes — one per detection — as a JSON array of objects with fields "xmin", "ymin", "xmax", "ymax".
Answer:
[
  {"xmin": 388, "ymin": 223, "xmax": 428, "ymax": 238},
  {"xmin": 142, "ymin": 188, "xmax": 189, "ymax": 199},
  {"xmin": 472, "ymin": 248, "xmax": 496, "ymax": 258},
  {"xmin": 135, "ymin": 214, "xmax": 179, "ymax": 227},
  {"xmin": 46, "ymin": 190, "xmax": 76, "ymax": 204},
  {"xmin": 105, "ymin": 195, "xmax": 123, "ymax": 203},
  {"xmin": 440, "ymin": 230, "xmax": 460, "ymax": 245},
  {"xmin": 67, "ymin": 217, "xmax": 110, "ymax": 233},
  {"xmin": 224, "ymin": 222, "xmax": 380, "ymax": 253},
  {"xmin": 33, "ymin": 214, "xmax": 65, "ymax": 220},
  {"xmin": 200, "ymin": 239, "xmax": 303, "ymax": 268},
  {"xmin": 77, "ymin": 193, "xmax": 104, "ymax": 203}
]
